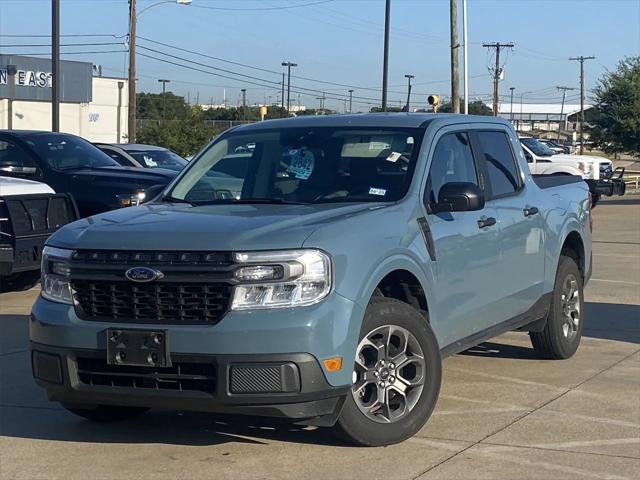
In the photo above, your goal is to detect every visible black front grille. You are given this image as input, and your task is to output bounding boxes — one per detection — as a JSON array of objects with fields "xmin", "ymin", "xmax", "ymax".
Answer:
[
  {"xmin": 72, "ymin": 281, "xmax": 232, "ymax": 324},
  {"xmin": 76, "ymin": 357, "xmax": 216, "ymax": 394}
]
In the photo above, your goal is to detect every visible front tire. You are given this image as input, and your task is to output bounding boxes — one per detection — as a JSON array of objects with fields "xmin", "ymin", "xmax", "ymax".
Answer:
[
  {"xmin": 63, "ymin": 404, "xmax": 149, "ymax": 422},
  {"xmin": 333, "ymin": 297, "xmax": 441, "ymax": 446},
  {"xmin": 530, "ymin": 255, "xmax": 584, "ymax": 359}
]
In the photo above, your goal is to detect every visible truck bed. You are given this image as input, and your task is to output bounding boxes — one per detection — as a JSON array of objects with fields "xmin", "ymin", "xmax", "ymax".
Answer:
[{"xmin": 532, "ymin": 174, "xmax": 584, "ymax": 190}]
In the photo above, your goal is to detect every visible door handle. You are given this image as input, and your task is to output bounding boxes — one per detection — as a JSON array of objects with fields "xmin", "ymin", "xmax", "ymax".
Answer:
[
  {"xmin": 523, "ymin": 206, "xmax": 539, "ymax": 217},
  {"xmin": 477, "ymin": 216, "xmax": 496, "ymax": 229}
]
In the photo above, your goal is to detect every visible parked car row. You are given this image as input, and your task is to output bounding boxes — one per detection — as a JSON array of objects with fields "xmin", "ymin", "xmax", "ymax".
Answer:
[{"xmin": 0, "ymin": 131, "xmax": 190, "ymax": 288}]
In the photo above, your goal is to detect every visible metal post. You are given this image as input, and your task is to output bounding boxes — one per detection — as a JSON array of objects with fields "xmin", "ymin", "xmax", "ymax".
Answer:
[
  {"xmin": 348, "ymin": 89, "xmax": 353, "ymax": 113},
  {"xmin": 509, "ymin": 87, "xmax": 515, "ymax": 121},
  {"xmin": 117, "ymin": 81, "xmax": 124, "ymax": 143},
  {"xmin": 404, "ymin": 74, "xmax": 414, "ymax": 112},
  {"xmin": 450, "ymin": 0, "xmax": 460, "ymax": 113},
  {"xmin": 381, "ymin": 0, "xmax": 390, "ymax": 111},
  {"xmin": 280, "ymin": 72, "xmax": 285, "ymax": 117},
  {"xmin": 569, "ymin": 56, "xmax": 595, "ymax": 155},
  {"xmin": 52, "ymin": 0, "xmax": 60, "ymax": 132},
  {"xmin": 241, "ymin": 88, "xmax": 247, "ymax": 121},
  {"xmin": 462, "ymin": 0, "xmax": 468, "ymax": 114},
  {"xmin": 281, "ymin": 62, "xmax": 297, "ymax": 116},
  {"xmin": 6, "ymin": 65, "xmax": 17, "ymax": 130},
  {"xmin": 128, "ymin": 0, "xmax": 137, "ymax": 142},
  {"xmin": 158, "ymin": 79, "xmax": 170, "ymax": 120}
]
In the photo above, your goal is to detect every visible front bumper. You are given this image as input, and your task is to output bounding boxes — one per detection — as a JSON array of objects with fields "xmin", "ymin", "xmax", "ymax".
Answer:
[{"xmin": 31, "ymin": 342, "xmax": 349, "ymax": 426}]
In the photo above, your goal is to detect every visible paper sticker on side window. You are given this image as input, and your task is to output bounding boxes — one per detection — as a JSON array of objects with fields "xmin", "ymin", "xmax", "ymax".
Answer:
[{"xmin": 286, "ymin": 148, "xmax": 315, "ymax": 180}]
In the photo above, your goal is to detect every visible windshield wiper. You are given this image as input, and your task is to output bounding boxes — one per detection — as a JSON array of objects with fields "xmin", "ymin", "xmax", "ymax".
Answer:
[{"xmin": 192, "ymin": 198, "xmax": 310, "ymax": 206}]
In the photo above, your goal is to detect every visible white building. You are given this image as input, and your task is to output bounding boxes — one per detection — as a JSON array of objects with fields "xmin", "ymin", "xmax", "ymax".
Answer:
[{"xmin": 1, "ymin": 55, "xmax": 129, "ymax": 142}]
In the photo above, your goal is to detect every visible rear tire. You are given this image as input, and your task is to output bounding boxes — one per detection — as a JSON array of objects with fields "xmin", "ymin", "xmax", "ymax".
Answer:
[
  {"xmin": 333, "ymin": 297, "xmax": 441, "ymax": 447},
  {"xmin": 63, "ymin": 404, "xmax": 149, "ymax": 422},
  {"xmin": 530, "ymin": 255, "xmax": 584, "ymax": 359}
]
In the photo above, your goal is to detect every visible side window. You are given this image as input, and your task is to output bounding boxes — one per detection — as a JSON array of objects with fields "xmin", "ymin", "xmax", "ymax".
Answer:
[
  {"xmin": 476, "ymin": 131, "xmax": 521, "ymax": 197},
  {"xmin": 104, "ymin": 149, "xmax": 130, "ymax": 166},
  {"xmin": 0, "ymin": 139, "xmax": 37, "ymax": 171},
  {"xmin": 426, "ymin": 132, "xmax": 477, "ymax": 203}
]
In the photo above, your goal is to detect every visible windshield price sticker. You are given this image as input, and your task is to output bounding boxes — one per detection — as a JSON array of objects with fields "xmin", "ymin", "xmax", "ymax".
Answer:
[
  {"xmin": 369, "ymin": 187, "xmax": 387, "ymax": 196},
  {"xmin": 386, "ymin": 152, "xmax": 402, "ymax": 163},
  {"xmin": 287, "ymin": 149, "xmax": 315, "ymax": 180}
]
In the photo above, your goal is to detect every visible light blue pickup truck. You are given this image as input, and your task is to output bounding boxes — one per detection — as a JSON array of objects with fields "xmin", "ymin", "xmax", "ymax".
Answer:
[{"xmin": 31, "ymin": 114, "xmax": 592, "ymax": 446}]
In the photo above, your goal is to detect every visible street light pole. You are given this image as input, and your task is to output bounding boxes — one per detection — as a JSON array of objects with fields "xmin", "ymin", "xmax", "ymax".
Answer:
[
  {"xmin": 281, "ymin": 61, "xmax": 297, "ymax": 116},
  {"xmin": 52, "ymin": 0, "xmax": 60, "ymax": 132},
  {"xmin": 127, "ymin": 0, "xmax": 192, "ymax": 142},
  {"xmin": 158, "ymin": 79, "xmax": 170, "ymax": 120},
  {"xmin": 404, "ymin": 74, "xmax": 414, "ymax": 112},
  {"xmin": 381, "ymin": 0, "xmax": 390, "ymax": 111},
  {"xmin": 348, "ymin": 89, "xmax": 354, "ymax": 113},
  {"xmin": 241, "ymin": 88, "xmax": 247, "ymax": 121}
]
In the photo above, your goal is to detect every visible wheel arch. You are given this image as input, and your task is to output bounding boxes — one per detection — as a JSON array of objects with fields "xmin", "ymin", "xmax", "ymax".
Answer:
[{"xmin": 561, "ymin": 230, "xmax": 586, "ymax": 280}]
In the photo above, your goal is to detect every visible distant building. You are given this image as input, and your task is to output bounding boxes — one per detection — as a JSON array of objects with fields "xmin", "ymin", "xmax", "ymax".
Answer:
[
  {"xmin": 1, "ymin": 55, "xmax": 129, "ymax": 142},
  {"xmin": 490, "ymin": 102, "xmax": 594, "ymax": 132}
]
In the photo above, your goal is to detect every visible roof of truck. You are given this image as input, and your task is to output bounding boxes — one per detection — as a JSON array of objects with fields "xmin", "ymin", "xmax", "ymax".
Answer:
[{"xmin": 233, "ymin": 112, "xmax": 511, "ymax": 131}]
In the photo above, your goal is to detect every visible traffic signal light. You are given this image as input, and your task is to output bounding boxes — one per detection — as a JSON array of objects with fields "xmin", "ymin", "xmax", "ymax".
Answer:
[{"xmin": 428, "ymin": 95, "xmax": 440, "ymax": 112}]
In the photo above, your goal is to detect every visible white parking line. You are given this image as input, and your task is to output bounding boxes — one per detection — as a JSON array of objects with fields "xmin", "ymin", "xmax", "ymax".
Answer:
[
  {"xmin": 527, "ymin": 437, "xmax": 640, "ymax": 450},
  {"xmin": 589, "ymin": 278, "xmax": 640, "ymax": 285}
]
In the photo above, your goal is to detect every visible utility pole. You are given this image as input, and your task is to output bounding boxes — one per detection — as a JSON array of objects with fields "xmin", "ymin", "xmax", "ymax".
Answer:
[
  {"xmin": 348, "ymin": 89, "xmax": 354, "ymax": 113},
  {"xmin": 569, "ymin": 56, "xmax": 595, "ymax": 154},
  {"xmin": 241, "ymin": 88, "xmax": 247, "ymax": 121},
  {"xmin": 7, "ymin": 65, "xmax": 17, "ymax": 130},
  {"xmin": 52, "ymin": 0, "xmax": 60, "ymax": 132},
  {"xmin": 404, "ymin": 74, "xmax": 414, "ymax": 112},
  {"xmin": 509, "ymin": 87, "xmax": 515, "ymax": 121},
  {"xmin": 280, "ymin": 72, "xmax": 285, "ymax": 117},
  {"xmin": 381, "ymin": 0, "xmax": 390, "ymax": 111},
  {"xmin": 462, "ymin": 0, "xmax": 468, "ymax": 114},
  {"xmin": 128, "ymin": 0, "xmax": 137, "ymax": 142},
  {"xmin": 281, "ymin": 61, "xmax": 297, "ymax": 116},
  {"xmin": 158, "ymin": 79, "xmax": 170, "ymax": 121},
  {"xmin": 483, "ymin": 42, "xmax": 514, "ymax": 116},
  {"xmin": 556, "ymin": 86, "xmax": 576, "ymax": 142},
  {"xmin": 450, "ymin": 0, "xmax": 460, "ymax": 113},
  {"xmin": 316, "ymin": 94, "xmax": 325, "ymax": 113}
]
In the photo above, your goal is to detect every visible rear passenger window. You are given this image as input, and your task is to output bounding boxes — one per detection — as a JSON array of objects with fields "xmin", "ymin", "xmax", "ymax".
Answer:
[
  {"xmin": 476, "ymin": 131, "xmax": 520, "ymax": 197},
  {"xmin": 426, "ymin": 132, "xmax": 477, "ymax": 203}
]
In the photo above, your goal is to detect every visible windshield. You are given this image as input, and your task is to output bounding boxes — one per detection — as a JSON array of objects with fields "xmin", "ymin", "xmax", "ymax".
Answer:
[
  {"xmin": 26, "ymin": 134, "xmax": 119, "ymax": 170},
  {"xmin": 521, "ymin": 137, "xmax": 554, "ymax": 157},
  {"xmin": 168, "ymin": 127, "xmax": 423, "ymax": 204},
  {"xmin": 127, "ymin": 149, "xmax": 187, "ymax": 171}
]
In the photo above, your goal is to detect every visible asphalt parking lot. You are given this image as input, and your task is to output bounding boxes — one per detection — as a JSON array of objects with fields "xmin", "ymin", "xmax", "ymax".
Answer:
[{"xmin": 1, "ymin": 197, "xmax": 638, "ymax": 480}]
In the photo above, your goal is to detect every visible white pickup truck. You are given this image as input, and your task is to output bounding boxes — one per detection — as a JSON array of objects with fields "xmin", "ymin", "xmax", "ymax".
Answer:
[
  {"xmin": 520, "ymin": 137, "xmax": 612, "ymax": 180},
  {"xmin": 0, "ymin": 177, "xmax": 77, "ymax": 291},
  {"xmin": 520, "ymin": 137, "xmax": 625, "ymax": 202}
]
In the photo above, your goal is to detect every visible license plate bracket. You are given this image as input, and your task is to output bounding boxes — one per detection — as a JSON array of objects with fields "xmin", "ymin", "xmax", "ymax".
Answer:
[{"xmin": 106, "ymin": 329, "xmax": 171, "ymax": 368}]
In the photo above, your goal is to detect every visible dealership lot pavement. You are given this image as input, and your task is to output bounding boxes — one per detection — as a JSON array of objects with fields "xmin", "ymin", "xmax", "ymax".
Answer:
[{"xmin": 1, "ymin": 197, "xmax": 639, "ymax": 480}]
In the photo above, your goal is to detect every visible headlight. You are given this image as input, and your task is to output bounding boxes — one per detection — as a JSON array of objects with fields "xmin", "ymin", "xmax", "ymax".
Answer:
[
  {"xmin": 41, "ymin": 246, "xmax": 73, "ymax": 304},
  {"xmin": 116, "ymin": 190, "xmax": 146, "ymax": 207},
  {"xmin": 231, "ymin": 249, "xmax": 331, "ymax": 310}
]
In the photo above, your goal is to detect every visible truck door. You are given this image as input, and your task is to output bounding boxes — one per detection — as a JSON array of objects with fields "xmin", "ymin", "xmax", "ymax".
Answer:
[
  {"xmin": 420, "ymin": 129, "xmax": 501, "ymax": 349},
  {"xmin": 472, "ymin": 130, "xmax": 545, "ymax": 321}
]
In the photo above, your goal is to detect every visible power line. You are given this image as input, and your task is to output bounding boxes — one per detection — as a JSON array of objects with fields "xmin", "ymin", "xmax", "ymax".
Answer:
[
  {"xmin": 190, "ymin": 0, "xmax": 334, "ymax": 12},
  {"xmin": 0, "ymin": 41, "xmax": 124, "ymax": 47}
]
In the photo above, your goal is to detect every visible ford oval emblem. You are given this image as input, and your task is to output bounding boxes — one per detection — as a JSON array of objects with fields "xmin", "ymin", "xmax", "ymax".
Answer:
[{"xmin": 125, "ymin": 267, "xmax": 164, "ymax": 283}]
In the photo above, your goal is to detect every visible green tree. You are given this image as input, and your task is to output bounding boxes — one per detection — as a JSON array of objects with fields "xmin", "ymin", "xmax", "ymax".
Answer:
[{"xmin": 587, "ymin": 56, "xmax": 640, "ymax": 156}]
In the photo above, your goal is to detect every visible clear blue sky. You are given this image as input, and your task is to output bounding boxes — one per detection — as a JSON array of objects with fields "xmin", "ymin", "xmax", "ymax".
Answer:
[{"xmin": 1, "ymin": 0, "xmax": 639, "ymax": 111}]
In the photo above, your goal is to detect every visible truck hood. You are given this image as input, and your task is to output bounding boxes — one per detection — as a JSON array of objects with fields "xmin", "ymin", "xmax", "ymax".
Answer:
[
  {"xmin": 0, "ymin": 176, "xmax": 55, "ymax": 196},
  {"xmin": 67, "ymin": 166, "xmax": 177, "ymax": 184},
  {"xmin": 47, "ymin": 202, "xmax": 388, "ymax": 251}
]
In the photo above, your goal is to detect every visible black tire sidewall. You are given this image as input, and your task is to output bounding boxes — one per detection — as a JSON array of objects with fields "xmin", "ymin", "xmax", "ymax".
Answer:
[
  {"xmin": 336, "ymin": 297, "xmax": 442, "ymax": 446},
  {"xmin": 549, "ymin": 256, "xmax": 585, "ymax": 358}
]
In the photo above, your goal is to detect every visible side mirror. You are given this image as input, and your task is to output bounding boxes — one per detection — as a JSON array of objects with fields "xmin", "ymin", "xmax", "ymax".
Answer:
[
  {"xmin": 142, "ymin": 184, "xmax": 167, "ymax": 203},
  {"xmin": 430, "ymin": 182, "xmax": 485, "ymax": 213}
]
